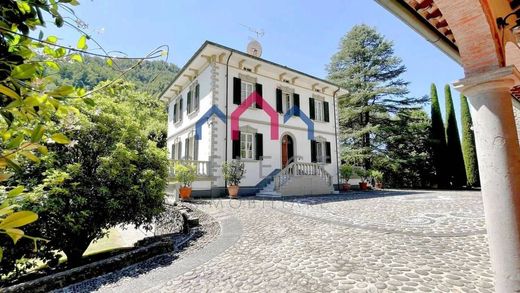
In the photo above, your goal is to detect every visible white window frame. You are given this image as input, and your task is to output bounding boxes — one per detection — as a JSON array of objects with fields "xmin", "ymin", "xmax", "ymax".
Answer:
[
  {"xmin": 283, "ymin": 92, "xmax": 293, "ymax": 113},
  {"xmin": 315, "ymin": 100, "xmax": 324, "ymax": 122},
  {"xmin": 240, "ymin": 132, "xmax": 255, "ymax": 160},
  {"xmin": 173, "ymin": 97, "xmax": 182, "ymax": 124},
  {"xmin": 241, "ymin": 80, "xmax": 254, "ymax": 103}
]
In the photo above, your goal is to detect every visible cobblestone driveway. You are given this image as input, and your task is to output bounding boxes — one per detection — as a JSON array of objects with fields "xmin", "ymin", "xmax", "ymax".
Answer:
[{"xmin": 96, "ymin": 190, "xmax": 494, "ymax": 293}]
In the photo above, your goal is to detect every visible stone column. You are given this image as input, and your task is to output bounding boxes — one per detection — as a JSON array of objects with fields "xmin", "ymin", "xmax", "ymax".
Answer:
[{"xmin": 454, "ymin": 65, "xmax": 520, "ymax": 292}]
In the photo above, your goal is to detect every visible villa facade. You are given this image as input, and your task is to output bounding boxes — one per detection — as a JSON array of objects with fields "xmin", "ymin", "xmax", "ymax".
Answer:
[{"xmin": 160, "ymin": 41, "xmax": 347, "ymax": 197}]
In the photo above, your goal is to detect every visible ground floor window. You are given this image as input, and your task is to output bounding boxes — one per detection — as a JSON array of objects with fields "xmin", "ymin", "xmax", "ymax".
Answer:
[
  {"xmin": 240, "ymin": 132, "xmax": 254, "ymax": 160},
  {"xmin": 311, "ymin": 139, "xmax": 331, "ymax": 164}
]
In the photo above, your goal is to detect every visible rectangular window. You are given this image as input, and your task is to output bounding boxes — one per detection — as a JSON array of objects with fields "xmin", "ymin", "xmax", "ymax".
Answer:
[
  {"xmin": 315, "ymin": 100, "xmax": 324, "ymax": 122},
  {"xmin": 316, "ymin": 141, "xmax": 324, "ymax": 163},
  {"xmin": 283, "ymin": 92, "xmax": 293, "ymax": 113},
  {"xmin": 241, "ymin": 81, "xmax": 254, "ymax": 102},
  {"xmin": 240, "ymin": 132, "xmax": 254, "ymax": 160}
]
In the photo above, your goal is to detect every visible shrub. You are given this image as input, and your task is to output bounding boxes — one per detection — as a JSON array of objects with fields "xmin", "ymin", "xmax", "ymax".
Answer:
[
  {"xmin": 340, "ymin": 165, "xmax": 353, "ymax": 182},
  {"xmin": 370, "ymin": 170, "xmax": 384, "ymax": 183},
  {"xmin": 355, "ymin": 168, "xmax": 370, "ymax": 183},
  {"xmin": 222, "ymin": 160, "xmax": 245, "ymax": 186},
  {"xmin": 174, "ymin": 164, "xmax": 196, "ymax": 187}
]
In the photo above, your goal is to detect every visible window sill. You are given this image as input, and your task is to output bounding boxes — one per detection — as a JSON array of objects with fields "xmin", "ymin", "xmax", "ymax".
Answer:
[
  {"xmin": 240, "ymin": 159, "xmax": 260, "ymax": 162},
  {"xmin": 188, "ymin": 108, "xmax": 199, "ymax": 118}
]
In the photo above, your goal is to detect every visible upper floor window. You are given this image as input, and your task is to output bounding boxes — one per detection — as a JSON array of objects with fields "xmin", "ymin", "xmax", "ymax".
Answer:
[
  {"xmin": 187, "ymin": 83, "xmax": 200, "ymax": 114},
  {"xmin": 276, "ymin": 88, "xmax": 300, "ymax": 115},
  {"xmin": 172, "ymin": 96, "xmax": 183, "ymax": 124},
  {"xmin": 309, "ymin": 97, "xmax": 329, "ymax": 122},
  {"xmin": 241, "ymin": 80, "xmax": 254, "ymax": 102}
]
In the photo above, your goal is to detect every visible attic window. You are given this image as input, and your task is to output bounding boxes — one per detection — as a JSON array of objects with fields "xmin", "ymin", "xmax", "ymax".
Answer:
[
  {"xmin": 243, "ymin": 67, "xmax": 252, "ymax": 72},
  {"xmin": 315, "ymin": 89, "xmax": 321, "ymax": 93},
  {"xmin": 283, "ymin": 79, "xmax": 290, "ymax": 83}
]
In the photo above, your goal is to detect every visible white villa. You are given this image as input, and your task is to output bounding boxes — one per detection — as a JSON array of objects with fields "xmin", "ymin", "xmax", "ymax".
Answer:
[{"xmin": 160, "ymin": 41, "xmax": 347, "ymax": 197}]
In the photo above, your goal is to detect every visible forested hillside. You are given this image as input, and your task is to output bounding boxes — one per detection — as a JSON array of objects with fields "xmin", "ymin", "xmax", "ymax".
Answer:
[{"xmin": 56, "ymin": 55, "xmax": 179, "ymax": 95}]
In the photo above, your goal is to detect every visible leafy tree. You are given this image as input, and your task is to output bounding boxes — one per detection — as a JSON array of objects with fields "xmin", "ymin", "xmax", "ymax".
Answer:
[
  {"xmin": 55, "ymin": 55, "xmax": 179, "ymax": 95},
  {"xmin": 17, "ymin": 82, "xmax": 168, "ymax": 266},
  {"xmin": 461, "ymin": 95, "xmax": 480, "ymax": 187},
  {"xmin": 430, "ymin": 84, "xmax": 449, "ymax": 188},
  {"xmin": 444, "ymin": 85, "xmax": 466, "ymax": 187},
  {"xmin": 327, "ymin": 24, "xmax": 426, "ymax": 170},
  {"xmin": 373, "ymin": 109, "xmax": 434, "ymax": 188},
  {"xmin": 0, "ymin": 0, "xmax": 88, "ymax": 259}
]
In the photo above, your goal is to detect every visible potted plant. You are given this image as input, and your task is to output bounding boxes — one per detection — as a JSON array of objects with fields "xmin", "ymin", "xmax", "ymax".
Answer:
[
  {"xmin": 222, "ymin": 160, "xmax": 245, "ymax": 199},
  {"xmin": 174, "ymin": 163, "xmax": 197, "ymax": 201},
  {"xmin": 371, "ymin": 170, "xmax": 384, "ymax": 189},
  {"xmin": 340, "ymin": 164, "xmax": 353, "ymax": 192},
  {"xmin": 355, "ymin": 168, "xmax": 370, "ymax": 191}
]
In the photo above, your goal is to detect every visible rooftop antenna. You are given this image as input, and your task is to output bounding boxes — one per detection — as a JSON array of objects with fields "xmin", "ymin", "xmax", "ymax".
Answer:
[
  {"xmin": 240, "ymin": 23, "xmax": 265, "ymax": 40},
  {"xmin": 240, "ymin": 24, "xmax": 264, "ymax": 57}
]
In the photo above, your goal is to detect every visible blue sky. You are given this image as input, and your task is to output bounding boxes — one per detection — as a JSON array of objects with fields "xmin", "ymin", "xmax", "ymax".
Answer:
[{"xmin": 44, "ymin": 0, "xmax": 464, "ymax": 123}]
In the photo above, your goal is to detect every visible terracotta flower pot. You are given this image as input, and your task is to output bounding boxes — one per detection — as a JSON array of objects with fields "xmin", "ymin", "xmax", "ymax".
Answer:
[
  {"xmin": 228, "ymin": 185, "xmax": 239, "ymax": 199},
  {"xmin": 179, "ymin": 186, "xmax": 192, "ymax": 201},
  {"xmin": 359, "ymin": 182, "xmax": 368, "ymax": 191},
  {"xmin": 343, "ymin": 183, "xmax": 351, "ymax": 192},
  {"xmin": 375, "ymin": 182, "xmax": 383, "ymax": 189}
]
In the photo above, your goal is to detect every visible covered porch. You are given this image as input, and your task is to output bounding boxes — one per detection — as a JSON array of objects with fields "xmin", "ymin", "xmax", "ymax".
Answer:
[{"xmin": 377, "ymin": 0, "xmax": 520, "ymax": 291}]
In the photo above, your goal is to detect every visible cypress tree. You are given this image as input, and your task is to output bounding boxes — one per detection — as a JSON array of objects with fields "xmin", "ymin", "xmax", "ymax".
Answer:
[
  {"xmin": 430, "ymin": 84, "xmax": 449, "ymax": 188},
  {"xmin": 461, "ymin": 95, "xmax": 480, "ymax": 187},
  {"xmin": 444, "ymin": 85, "xmax": 466, "ymax": 188}
]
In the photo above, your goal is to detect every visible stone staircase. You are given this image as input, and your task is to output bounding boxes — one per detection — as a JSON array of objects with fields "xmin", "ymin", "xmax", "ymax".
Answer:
[{"xmin": 256, "ymin": 162, "xmax": 333, "ymax": 197}]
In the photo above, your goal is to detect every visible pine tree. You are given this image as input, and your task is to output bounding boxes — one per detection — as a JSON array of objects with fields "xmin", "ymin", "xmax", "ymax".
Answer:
[
  {"xmin": 430, "ymin": 83, "xmax": 449, "ymax": 188},
  {"xmin": 327, "ymin": 25, "xmax": 427, "ymax": 170},
  {"xmin": 444, "ymin": 85, "xmax": 467, "ymax": 187},
  {"xmin": 461, "ymin": 95, "xmax": 480, "ymax": 187}
]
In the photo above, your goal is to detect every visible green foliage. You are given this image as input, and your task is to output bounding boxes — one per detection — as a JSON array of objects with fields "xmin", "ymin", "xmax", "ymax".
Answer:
[
  {"xmin": 0, "ymin": 0, "xmax": 86, "ymax": 261},
  {"xmin": 54, "ymin": 55, "xmax": 179, "ymax": 95},
  {"xmin": 354, "ymin": 168, "xmax": 370, "ymax": 183},
  {"xmin": 444, "ymin": 85, "xmax": 466, "ymax": 188},
  {"xmin": 461, "ymin": 95, "xmax": 480, "ymax": 187},
  {"xmin": 339, "ymin": 164, "xmax": 353, "ymax": 182},
  {"xmin": 327, "ymin": 25, "xmax": 426, "ymax": 170},
  {"xmin": 370, "ymin": 170, "xmax": 383, "ymax": 183},
  {"xmin": 430, "ymin": 84, "xmax": 449, "ymax": 188},
  {"xmin": 173, "ymin": 164, "xmax": 196, "ymax": 187},
  {"xmin": 11, "ymin": 82, "xmax": 168, "ymax": 267},
  {"xmin": 222, "ymin": 160, "xmax": 245, "ymax": 186},
  {"xmin": 373, "ymin": 109, "xmax": 434, "ymax": 188}
]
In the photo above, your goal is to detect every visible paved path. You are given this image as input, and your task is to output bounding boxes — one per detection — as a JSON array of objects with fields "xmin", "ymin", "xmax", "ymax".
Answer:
[{"xmin": 82, "ymin": 190, "xmax": 493, "ymax": 292}]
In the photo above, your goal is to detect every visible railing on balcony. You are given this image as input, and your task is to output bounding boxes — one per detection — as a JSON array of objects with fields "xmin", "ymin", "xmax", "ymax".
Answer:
[
  {"xmin": 169, "ymin": 160, "xmax": 211, "ymax": 178},
  {"xmin": 273, "ymin": 162, "xmax": 333, "ymax": 191}
]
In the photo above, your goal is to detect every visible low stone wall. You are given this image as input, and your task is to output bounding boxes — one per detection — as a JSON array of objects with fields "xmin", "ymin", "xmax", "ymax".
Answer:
[{"xmin": 3, "ymin": 235, "xmax": 183, "ymax": 293}]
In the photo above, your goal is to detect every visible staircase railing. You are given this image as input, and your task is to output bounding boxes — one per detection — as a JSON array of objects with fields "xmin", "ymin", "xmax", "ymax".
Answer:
[{"xmin": 273, "ymin": 162, "xmax": 333, "ymax": 191}]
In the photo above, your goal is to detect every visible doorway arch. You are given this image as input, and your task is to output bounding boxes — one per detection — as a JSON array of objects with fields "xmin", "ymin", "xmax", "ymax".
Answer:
[{"xmin": 281, "ymin": 133, "xmax": 295, "ymax": 168}]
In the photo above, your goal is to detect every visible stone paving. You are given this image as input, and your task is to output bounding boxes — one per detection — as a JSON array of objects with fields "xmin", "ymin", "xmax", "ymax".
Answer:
[{"xmin": 82, "ymin": 190, "xmax": 493, "ymax": 292}]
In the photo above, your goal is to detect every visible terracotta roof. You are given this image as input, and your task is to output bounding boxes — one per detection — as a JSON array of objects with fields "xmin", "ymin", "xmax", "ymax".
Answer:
[{"xmin": 402, "ymin": 0, "xmax": 456, "ymax": 45}]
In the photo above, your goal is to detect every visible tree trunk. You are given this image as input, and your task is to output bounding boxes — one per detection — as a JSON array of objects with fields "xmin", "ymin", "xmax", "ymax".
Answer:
[{"xmin": 63, "ymin": 240, "xmax": 90, "ymax": 267}]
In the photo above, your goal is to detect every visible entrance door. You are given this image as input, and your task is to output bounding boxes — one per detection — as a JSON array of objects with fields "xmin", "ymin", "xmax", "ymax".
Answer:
[{"xmin": 281, "ymin": 135, "xmax": 294, "ymax": 168}]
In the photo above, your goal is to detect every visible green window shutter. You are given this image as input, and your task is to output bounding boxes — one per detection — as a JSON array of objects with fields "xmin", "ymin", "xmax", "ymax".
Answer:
[
  {"xmin": 232, "ymin": 131, "xmax": 241, "ymax": 159},
  {"xmin": 255, "ymin": 83, "xmax": 263, "ymax": 109},
  {"xmin": 173, "ymin": 103, "xmax": 177, "ymax": 122},
  {"xmin": 293, "ymin": 93, "xmax": 300, "ymax": 116},
  {"xmin": 276, "ymin": 89, "xmax": 283, "ymax": 113},
  {"xmin": 309, "ymin": 98, "xmax": 315, "ymax": 120},
  {"xmin": 185, "ymin": 138, "xmax": 190, "ymax": 159},
  {"xmin": 233, "ymin": 77, "xmax": 241, "ymax": 105},
  {"xmin": 179, "ymin": 98, "xmax": 183, "ymax": 122},
  {"xmin": 325, "ymin": 142, "xmax": 331, "ymax": 163},
  {"xmin": 187, "ymin": 91, "xmax": 192, "ymax": 113},
  {"xmin": 194, "ymin": 138, "xmax": 199, "ymax": 161},
  {"xmin": 310, "ymin": 140, "xmax": 317, "ymax": 163},
  {"xmin": 195, "ymin": 84, "xmax": 200, "ymax": 110},
  {"xmin": 324, "ymin": 101, "xmax": 330, "ymax": 122},
  {"xmin": 255, "ymin": 133, "xmax": 263, "ymax": 160}
]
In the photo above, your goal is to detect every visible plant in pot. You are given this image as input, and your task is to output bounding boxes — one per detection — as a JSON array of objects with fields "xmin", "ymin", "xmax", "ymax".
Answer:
[
  {"xmin": 340, "ymin": 164, "xmax": 353, "ymax": 192},
  {"xmin": 355, "ymin": 168, "xmax": 370, "ymax": 191},
  {"xmin": 371, "ymin": 170, "xmax": 384, "ymax": 189},
  {"xmin": 222, "ymin": 160, "xmax": 245, "ymax": 199},
  {"xmin": 174, "ymin": 163, "xmax": 197, "ymax": 201}
]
